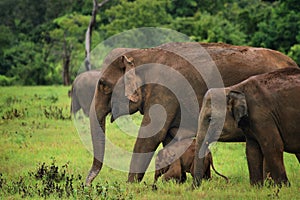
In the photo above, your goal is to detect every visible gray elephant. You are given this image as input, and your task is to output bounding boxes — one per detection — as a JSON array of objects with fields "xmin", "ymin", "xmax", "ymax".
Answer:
[
  {"xmin": 194, "ymin": 67, "xmax": 300, "ymax": 187},
  {"xmin": 86, "ymin": 42, "xmax": 298, "ymax": 185},
  {"xmin": 154, "ymin": 138, "xmax": 228, "ymax": 185},
  {"xmin": 70, "ymin": 70, "xmax": 102, "ymax": 117}
]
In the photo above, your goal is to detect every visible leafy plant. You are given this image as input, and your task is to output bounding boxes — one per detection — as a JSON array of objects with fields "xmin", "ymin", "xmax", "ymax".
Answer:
[
  {"xmin": 43, "ymin": 105, "xmax": 71, "ymax": 120},
  {"xmin": 1, "ymin": 108, "xmax": 27, "ymax": 120},
  {"xmin": 0, "ymin": 160, "xmax": 134, "ymax": 199}
]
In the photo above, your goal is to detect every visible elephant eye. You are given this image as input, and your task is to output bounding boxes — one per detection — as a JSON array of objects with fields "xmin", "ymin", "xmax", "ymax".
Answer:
[
  {"xmin": 103, "ymin": 85, "xmax": 112, "ymax": 94},
  {"xmin": 207, "ymin": 116, "xmax": 212, "ymax": 123},
  {"xmin": 99, "ymin": 80, "xmax": 112, "ymax": 94},
  {"xmin": 99, "ymin": 79, "xmax": 105, "ymax": 86}
]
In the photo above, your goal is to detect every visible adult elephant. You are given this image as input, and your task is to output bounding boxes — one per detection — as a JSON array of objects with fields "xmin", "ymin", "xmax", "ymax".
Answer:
[
  {"xmin": 194, "ymin": 68, "xmax": 300, "ymax": 186},
  {"xmin": 70, "ymin": 70, "xmax": 102, "ymax": 117},
  {"xmin": 86, "ymin": 42, "xmax": 298, "ymax": 185}
]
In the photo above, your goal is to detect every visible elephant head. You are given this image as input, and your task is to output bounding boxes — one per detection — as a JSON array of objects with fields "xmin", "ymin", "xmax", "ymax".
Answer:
[
  {"xmin": 226, "ymin": 90, "xmax": 248, "ymax": 127},
  {"xmin": 109, "ymin": 55, "xmax": 144, "ymax": 122},
  {"xmin": 193, "ymin": 88, "xmax": 248, "ymax": 187}
]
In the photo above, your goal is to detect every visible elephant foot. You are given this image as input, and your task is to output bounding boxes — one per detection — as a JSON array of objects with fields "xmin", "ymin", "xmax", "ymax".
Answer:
[
  {"xmin": 127, "ymin": 173, "xmax": 144, "ymax": 183},
  {"xmin": 85, "ymin": 158, "xmax": 103, "ymax": 186},
  {"xmin": 85, "ymin": 170, "xmax": 100, "ymax": 186},
  {"xmin": 266, "ymin": 178, "xmax": 290, "ymax": 188},
  {"xmin": 152, "ymin": 184, "xmax": 158, "ymax": 191},
  {"xmin": 192, "ymin": 177, "xmax": 202, "ymax": 189}
]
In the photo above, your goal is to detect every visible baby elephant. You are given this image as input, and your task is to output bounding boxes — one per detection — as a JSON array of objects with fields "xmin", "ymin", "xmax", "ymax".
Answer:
[
  {"xmin": 154, "ymin": 138, "xmax": 228, "ymax": 187},
  {"xmin": 194, "ymin": 67, "xmax": 300, "ymax": 187}
]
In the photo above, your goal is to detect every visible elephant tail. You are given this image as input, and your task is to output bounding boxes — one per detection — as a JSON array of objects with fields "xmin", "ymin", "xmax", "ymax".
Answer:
[
  {"xmin": 70, "ymin": 85, "xmax": 81, "ymax": 116},
  {"xmin": 209, "ymin": 152, "xmax": 229, "ymax": 183}
]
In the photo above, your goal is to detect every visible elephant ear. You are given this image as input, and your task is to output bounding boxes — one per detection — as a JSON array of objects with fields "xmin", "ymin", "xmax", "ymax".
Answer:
[
  {"xmin": 156, "ymin": 148, "xmax": 176, "ymax": 168},
  {"xmin": 227, "ymin": 91, "xmax": 248, "ymax": 127},
  {"xmin": 121, "ymin": 55, "xmax": 140, "ymax": 103},
  {"xmin": 164, "ymin": 149, "xmax": 176, "ymax": 165}
]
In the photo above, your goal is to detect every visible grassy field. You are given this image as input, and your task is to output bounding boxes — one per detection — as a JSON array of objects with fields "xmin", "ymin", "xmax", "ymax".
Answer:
[{"xmin": 0, "ymin": 86, "xmax": 299, "ymax": 199}]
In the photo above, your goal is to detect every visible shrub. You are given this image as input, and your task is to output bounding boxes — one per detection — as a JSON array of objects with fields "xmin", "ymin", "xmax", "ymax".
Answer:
[{"xmin": 0, "ymin": 75, "xmax": 16, "ymax": 86}]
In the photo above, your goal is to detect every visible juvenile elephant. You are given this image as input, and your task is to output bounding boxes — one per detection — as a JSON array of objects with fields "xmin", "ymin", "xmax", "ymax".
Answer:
[
  {"xmin": 194, "ymin": 67, "xmax": 300, "ymax": 187},
  {"xmin": 70, "ymin": 70, "xmax": 102, "ymax": 117},
  {"xmin": 86, "ymin": 42, "xmax": 298, "ymax": 185},
  {"xmin": 154, "ymin": 138, "xmax": 228, "ymax": 185}
]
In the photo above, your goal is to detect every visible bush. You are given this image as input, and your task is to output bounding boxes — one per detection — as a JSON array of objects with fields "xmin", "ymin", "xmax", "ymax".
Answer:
[
  {"xmin": 0, "ymin": 75, "xmax": 16, "ymax": 86},
  {"xmin": 288, "ymin": 44, "xmax": 300, "ymax": 66}
]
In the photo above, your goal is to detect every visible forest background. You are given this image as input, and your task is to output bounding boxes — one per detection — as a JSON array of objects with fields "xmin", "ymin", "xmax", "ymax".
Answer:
[{"xmin": 0, "ymin": 0, "xmax": 299, "ymax": 86}]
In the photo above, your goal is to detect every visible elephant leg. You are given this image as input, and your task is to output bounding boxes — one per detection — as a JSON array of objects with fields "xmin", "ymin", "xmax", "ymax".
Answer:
[
  {"xmin": 180, "ymin": 172, "xmax": 187, "ymax": 183},
  {"xmin": 203, "ymin": 151, "xmax": 212, "ymax": 180},
  {"xmin": 127, "ymin": 140, "xmax": 158, "ymax": 182},
  {"xmin": 245, "ymin": 138, "xmax": 264, "ymax": 185},
  {"xmin": 153, "ymin": 169, "xmax": 162, "ymax": 189},
  {"xmin": 263, "ymin": 158, "xmax": 272, "ymax": 180},
  {"xmin": 253, "ymin": 125, "xmax": 290, "ymax": 186},
  {"xmin": 262, "ymin": 150, "xmax": 289, "ymax": 186},
  {"xmin": 128, "ymin": 102, "xmax": 177, "ymax": 182},
  {"xmin": 86, "ymin": 100, "xmax": 105, "ymax": 186},
  {"xmin": 259, "ymin": 140, "xmax": 289, "ymax": 185},
  {"xmin": 162, "ymin": 159, "xmax": 182, "ymax": 182}
]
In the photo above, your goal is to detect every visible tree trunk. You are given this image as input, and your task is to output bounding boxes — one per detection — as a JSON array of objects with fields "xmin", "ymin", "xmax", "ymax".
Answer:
[
  {"xmin": 63, "ymin": 32, "xmax": 71, "ymax": 85},
  {"xmin": 85, "ymin": 0, "xmax": 110, "ymax": 71}
]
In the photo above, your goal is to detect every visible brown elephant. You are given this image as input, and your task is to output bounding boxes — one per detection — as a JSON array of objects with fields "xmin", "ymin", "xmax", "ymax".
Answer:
[
  {"xmin": 70, "ymin": 70, "xmax": 102, "ymax": 117},
  {"xmin": 154, "ymin": 138, "xmax": 228, "ymax": 186},
  {"xmin": 194, "ymin": 67, "xmax": 300, "ymax": 187},
  {"xmin": 86, "ymin": 42, "xmax": 298, "ymax": 185}
]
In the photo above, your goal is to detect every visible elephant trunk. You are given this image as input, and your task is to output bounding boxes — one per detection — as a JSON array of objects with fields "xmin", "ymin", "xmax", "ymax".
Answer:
[
  {"xmin": 85, "ymin": 98, "xmax": 108, "ymax": 186},
  {"xmin": 193, "ymin": 138, "xmax": 209, "ymax": 188}
]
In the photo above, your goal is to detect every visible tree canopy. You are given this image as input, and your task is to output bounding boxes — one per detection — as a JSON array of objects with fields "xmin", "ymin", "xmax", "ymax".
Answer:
[{"xmin": 0, "ymin": 0, "xmax": 299, "ymax": 85}]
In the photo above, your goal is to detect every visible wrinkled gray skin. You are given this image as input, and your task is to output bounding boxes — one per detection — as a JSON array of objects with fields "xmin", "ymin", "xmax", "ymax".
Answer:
[
  {"xmin": 194, "ymin": 68, "xmax": 300, "ymax": 187},
  {"xmin": 70, "ymin": 70, "xmax": 102, "ymax": 117},
  {"xmin": 86, "ymin": 42, "xmax": 298, "ymax": 186}
]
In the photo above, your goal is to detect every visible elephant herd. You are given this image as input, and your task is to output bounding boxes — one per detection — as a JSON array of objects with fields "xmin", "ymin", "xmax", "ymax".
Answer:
[{"xmin": 70, "ymin": 42, "xmax": 300, "ymax": 189}]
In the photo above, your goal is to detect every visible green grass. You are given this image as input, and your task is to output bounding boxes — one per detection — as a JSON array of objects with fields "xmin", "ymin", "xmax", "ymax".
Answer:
[{"xmin": 0, "ymin": 86, "xmax": 299, "ymax": 199}]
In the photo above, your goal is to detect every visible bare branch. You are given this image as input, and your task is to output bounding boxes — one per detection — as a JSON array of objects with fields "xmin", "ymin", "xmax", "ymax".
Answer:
[
  {"xmin": 98, "ymin": 0, "xmax": 110, "ymax": 8},
  {"xmin": 85, "ymin": 0, "xmax": 98, "ymax": 71},
  {"xmin": 85, "ymin": 0, "xmax": 110, "ymax": 71}
]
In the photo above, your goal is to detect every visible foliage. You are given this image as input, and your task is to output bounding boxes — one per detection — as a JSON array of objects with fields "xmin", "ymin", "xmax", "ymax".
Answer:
[
  {"xmin": 288, "ymin": 44, "xmax": 300, "ymax": 66},
  {"xmin": 250, "ymin": 1, "xmax": 300, "ymax": 53},
  {"xmin": 0, "ymin": 75, "xmax": 16, "ymax": 86},
  {"xmin": 172, "ymin": 11, "xmax": 247, "ymax": 44},
  {"xmin": 101, "ymin": 0, "xmax": 172, "ymax": 37},
  {"xmin": 0, "ymin": 0, "xmax": 299, "ymax": 85},
  {"xmin": 0, "ymin": 160, "xmax": 133, "ymax": 199},
  {"xmin": 49, "ymin": 13, "xmax": 96, "ymax": 82}
]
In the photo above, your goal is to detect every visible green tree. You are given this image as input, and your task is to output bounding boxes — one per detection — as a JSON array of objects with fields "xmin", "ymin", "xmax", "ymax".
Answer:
[
  {"xmin": 4, "ymin": 41, "xmax": 54, "ymax": 85},
  {"xmin": 251, "ymin": 1, "xmax": 300, "ymax": 53},
  {"xmin": 102, "ymin": 0, "xmax": 172, "ymax": 38},
  {"xmin": 171, "ymin": 11, "xmax": 246, "ymax": 45},
  {"xmin": 49, "ymin": 13, "xmax": 97, "ymax": 85},
  {"xmin": 0, "ymin": 0, "xmax": 299, "ymax": 85},
  {"xmin": 0, "ymin": 25, "xmax": 13, "ymax": 75}
]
